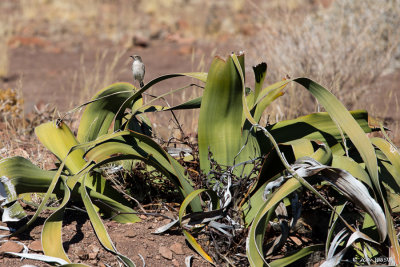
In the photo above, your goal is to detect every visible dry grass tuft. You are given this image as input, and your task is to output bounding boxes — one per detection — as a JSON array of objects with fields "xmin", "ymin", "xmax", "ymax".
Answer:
[
  {"xmin": 247, "ymin": 0, "xmax": 400, "ymax": 123},
  {"xmin": 71, "ymin": 49, "xmax": 127, "ymax": 102}
]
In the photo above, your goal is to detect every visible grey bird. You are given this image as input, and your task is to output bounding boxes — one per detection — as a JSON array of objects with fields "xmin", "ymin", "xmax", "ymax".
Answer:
[{"xmin": 130, "ymin": 55, "xmax": 145, "ymax": 88}]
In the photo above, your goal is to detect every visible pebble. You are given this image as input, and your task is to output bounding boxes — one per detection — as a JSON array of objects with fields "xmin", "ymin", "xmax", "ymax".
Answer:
[
  {"xmin": 123, "ymin": 229, "xmax": 137, "ymax": 237},
  {"xmin": 159, "ymin": 246, "xmax": 173, "ymax": 260},
  {"xmin": 28, "ymin": 240, "xmax": 43, "ymax": 252},
  {"xmin": 88, "ymin": 252, "xmax": 98, "ymax": 260},
  {"xmin": 170, "ymin": 242, "xmax": 184, "ymax": 255},
  {"xmin": 0, "ymin": 241, "xmax": 24, "ymax": 253},
  {"xmin": 76, "ymin": 247, "xmax": 88, "ymax": 260},
  {"xmin": 88, "ymin": 244, "xmax": 100, "ymax": 254},
  {"xmin": 172, "ymin": 258, "xmax": 180, "ymax": 267}
]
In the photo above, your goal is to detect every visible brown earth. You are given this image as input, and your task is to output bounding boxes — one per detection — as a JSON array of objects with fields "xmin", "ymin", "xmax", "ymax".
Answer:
[{"xmin": 0, "ymin": 207, "xmax": 210, "ymax": 266}]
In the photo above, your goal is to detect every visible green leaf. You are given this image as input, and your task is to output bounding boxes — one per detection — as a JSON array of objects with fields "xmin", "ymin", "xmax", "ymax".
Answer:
[
  {"xmin": 198, "ymin": 54, "xmax": 245, "ymax": 173},
  {"xmin": 183, "ymin": 230, "xmax": 214, "ymax": 265},
  {"xmin": 0, "ymin": 156, "xmax": 57, "ymax": 194},
  {"xmin": 269, "ymin": 245, "xmax": 324, "ymax": 267},
  {"xmin": 42, "ymin": 177, "xmax": 71, "ymax": 262},
  {"xmin": 80, "ymin": 175, "xmax": 136, "ymax": 267},
  {"xmin": 293, "ymin": 78, "xmax": 400, "ymax": 260},
  {"xmin": 35, "ymin": 121, "xmax": 86, "ymax": 175},
  {"xmin": 252, "ymin": 80, "xmax": 287, "ymax": 123},
  {"xmin": 77, "ymin": 82, "xmax": 136, "ymax": 143},
  {"xmin": 371, "ymin": 137, "xmax": 400, "ymax": 188},
  {"xmin": 294, "ymin": 78, "xmax": 379, "ymax": 193},
  {"xmin": 247, "ymin": 178, "xmax": 302, "ymax": 267},
  {"xmin": 84, "ymin": 130, "xmax": 201, "ymax": 212},
  {"xmin": 268, "ymin": 110, "xmax": 371, "ymax": 145},
  {"xmin": 331, "ymin": 155, "xmax": 372, "ymax": 189}
]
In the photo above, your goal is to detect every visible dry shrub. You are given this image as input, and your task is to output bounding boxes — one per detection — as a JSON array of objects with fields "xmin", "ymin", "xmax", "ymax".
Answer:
[
  {"xmin": 248, "ymin": 0, "xmax": 400, "ymax": 122},
  {"xmin": 0, "ymin": 88, "xmax": 23, "ymax": 120},
  {"xmin": 15, "ymin": 0, "xmax": 247, "ymax": 45}
]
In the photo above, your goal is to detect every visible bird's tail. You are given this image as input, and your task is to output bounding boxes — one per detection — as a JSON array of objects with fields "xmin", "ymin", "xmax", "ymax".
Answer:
[{"xmin": 140, "ymin": 81, "xmax": 144, "ymax": 88}]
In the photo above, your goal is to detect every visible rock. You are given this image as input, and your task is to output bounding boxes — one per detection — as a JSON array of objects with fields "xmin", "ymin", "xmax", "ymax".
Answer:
[
  {"xmin": 159, "ymin": 246, "xmax": 173, "ymax": 260},
  {"xmin": 139, "ymin": 214, "xmax": 147, "ymax": 220},
  {"xmin": 75, "ymin": 247, "xmax": 88, "ymax": 260},
  {"xmin": 88, "ymin": 252, "xmax": 98, "ymax": 260},
  {"xmin": 28, "ymin": 240, "xmax": 43, "ymax": 252},
  {"xmin": 289, "ymin": 236, "xmax": 302, "ymax": 246},
  {"xmin": 162, "ymin": 218, "xmax": 172, "ymax": 224},
  {"xmin": 88, "ymin": 244, "xmax": 100, "ymax": 253},
  {"xmin": 170, "ymin": 242, "xmax": 184, "ymax": 255},
  {"xmin": 172, "ymin": 258, "xmax": 180, "ymax": 267},
  {"xmin": 133, "ymin": 35, "xmax": 149, "ymax": 48},
  {"xmin": 87, "ymin": 246, "xmax": 99, "ymax": 260},
  {"xmin": 0, "ymin": 241, "xmax": 24, "ymax": 253}
]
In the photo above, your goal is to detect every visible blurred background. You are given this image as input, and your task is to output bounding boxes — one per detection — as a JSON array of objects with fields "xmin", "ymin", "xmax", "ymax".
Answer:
[{"xmin": 0, "ymin": 0, "xmax": 399, "ymax": 143}]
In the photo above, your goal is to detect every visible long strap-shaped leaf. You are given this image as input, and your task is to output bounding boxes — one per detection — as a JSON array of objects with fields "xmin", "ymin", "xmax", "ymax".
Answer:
[
  {"xmin": 80, "ymin": 174, "xmax": 136, "ymax": 267},
  {"xmin": 76, "ymin": 73, "xmax": 206, "ymax": 143},
  {"xmin": 293, "ymin": 78, "xmax": 380, "ymax": 194},
  {"xmin": 247, "ymin": 178, "xmax": 302, "ymax": 266},
  {"xmin": 371, "ymin": 137, "xmax": 400, "ymax": 188},
  {"xmin": 293, "ymin": 78, "xmax": 399, "ymax": 262},
  {"xmin": 114, "ymin": 72, "xmax": 206, "ymax": 133},
  {"xmin": 77, "ymin": 83, "xmax": 136, "ymax": 144},
  {"xmin": 198, "ymin": 54, "xmax": 245, "ymax": 173},
  {"xmin": 178, "ymin": 189, "xmax": 216, "ymax": 265},
  {"xmin": 84, "ymin": 130, "xmax": 201, "ymax": 212},
  {"xmin": 231, "ymin": 53, "xmax": 396, "ymax": 264},
  {"xmin": 42, "ymin": 177, "xmax": 72, "ymax": 262}
]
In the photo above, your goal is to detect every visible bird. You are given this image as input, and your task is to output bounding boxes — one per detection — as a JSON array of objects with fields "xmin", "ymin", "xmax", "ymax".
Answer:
[{"xmin": 130, "ymin": 55, "xmax": 145, "ymax": 88}]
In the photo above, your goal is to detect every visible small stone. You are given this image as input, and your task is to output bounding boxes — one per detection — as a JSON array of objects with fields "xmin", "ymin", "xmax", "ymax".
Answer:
[
  {"xmin": 170, "ymin": 242, "xmax": 184, "ymax": 255},
  {"xmin": 88, "ymin": 252, "xmax": 98, "ymax": 260},
  {"xmin": 76, "ymin": 247, "xmax": 88, "ymax": 260},
  {"xmin": 172, "ymin": 258, "xmax": 180, "ymax": 267},
  {"xmin": 98, "ymin": 262, "xmax": 107, "ymax": 267},
  {"xmin": 0, "ymin": 241, "xmax": 24, "ymax": 253},
  {"xmin": 162, "ymin": 218, "xmax": 172, "ymax": 224},
  {"xmin": 139, "ymin": 215, "xmax": 147, "ymax": 220},
  {"xmin": 289, "ymin": 236, "xmax": 302, "ymax": 246},
  {"xmin": 159, "ymin": 246, "xmax": 173, "ymax": 260},
  {"xmin": 28, "ymin": 240, "xmax": 43, "ymax": 252},
  {"xmin": 88, "ymin": 244, "xmax": 100, "ymax": 253},
  {"xmin": 155, "ymin": 255, "xmax": 161, "ymax": 260},
  {"xmin": 133, "ymin": 35, "xmax": 149, "ymax": 48},
  {"xmin": 125, "ymin": 230, "xmax": 136, "ymax": 237}
]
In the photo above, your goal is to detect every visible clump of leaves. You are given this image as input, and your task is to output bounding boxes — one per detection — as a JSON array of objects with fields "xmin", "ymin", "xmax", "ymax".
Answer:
[{"xmin": 1, "ymin": 52, "xmax": 400, "ymax": 267}]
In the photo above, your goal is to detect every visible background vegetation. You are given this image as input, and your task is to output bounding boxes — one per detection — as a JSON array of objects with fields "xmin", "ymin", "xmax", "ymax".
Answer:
[{"xmin": 0, "ymin": 0, "xmax": 400, "ymax": 266}]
